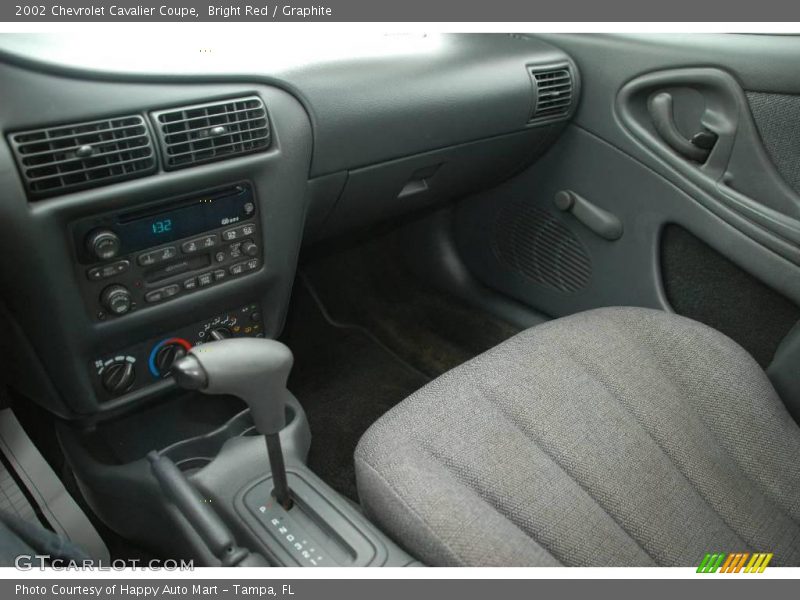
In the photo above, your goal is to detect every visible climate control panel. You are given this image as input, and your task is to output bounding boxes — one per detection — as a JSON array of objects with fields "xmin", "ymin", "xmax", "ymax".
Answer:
[
  {"xmin": 72, "ymin": 183, "xmax": 262, "ymax": 320},
  {"xmin": 90, "ymin": 302, "xmax": 264, "ymax": 401}
]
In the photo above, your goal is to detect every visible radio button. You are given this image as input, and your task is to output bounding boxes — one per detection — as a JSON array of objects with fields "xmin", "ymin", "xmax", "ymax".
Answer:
[
  {"xmin": 144, "ymin": 289, "xmax": 164, "ymax": 303},
  {"xmin": 213, "ymin": 269, "xmax": 227, "ymax": 282},
  {"xmin": 183, "ymin": 277, "xmax": 198, "ymax": 290},
  {"xmin": 242, "ymin": 241, "xmax": 258, "ymax": 257},
  {"xmin": 182, "ymin": 240, "xmax": 200, "ymax": 254},
  {"xmin": 86, "ymin": 229, "xmax": 121, "ymax": 261},
  {"xmin": 138, "ymin": 252, "xmax": 157, "ymax": 266},
  {"xmin": 138, "ymin": 246, "xmax": 177, "ymax": 266},
  {"xmin": 101, "ymin": 285, "xmax": 132, "ymax": 315},
  {"xmin": 145, "ymin": 283, "xmax": 180, "ymax": 304},
  {"xmin": 158, "ymin": 246, "xmax": 177, "ymax": 261},
  {"xmin": 229, "ymin": 258, "xmax": 260, "ymax": 276},
  {"xmin": 214, "ymin": 251, "xmax": 226, "ymax": 263},
  {"xmin": 182, "ymin": 235, "xmax": 218, "ymax": 254},
  {"xmin": 110, "ymin": 260, "xmax": 131, "ymax": 275},
  {"xmin": 223, "ymin": 224, "xmax": 257, "ymax": 242},
  {"xmin": 87, "ymin": 260, "xmax": 130, "ymax": 281},
  {"xmin": 198, "ymin": 272, "xmax": 214, "ymax": 287}
]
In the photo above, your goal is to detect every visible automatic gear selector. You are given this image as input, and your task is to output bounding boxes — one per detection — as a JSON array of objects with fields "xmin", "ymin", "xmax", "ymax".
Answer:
[
  {"xmin": 172, "ymin": 338, "xmax": 295, "ymax": 508},
  {"xmin": 171, "ymin": 337, "xmax": 414, "ymax": 566}
]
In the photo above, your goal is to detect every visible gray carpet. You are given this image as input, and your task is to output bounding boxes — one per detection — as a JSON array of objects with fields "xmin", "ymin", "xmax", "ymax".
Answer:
[
  {"xmin": 283, "ymin": 231, "xmax": 521, "ymax": 501},
  {"xmin": 283, "ymin": 282, "xmax": 429, "ymax": 501}
]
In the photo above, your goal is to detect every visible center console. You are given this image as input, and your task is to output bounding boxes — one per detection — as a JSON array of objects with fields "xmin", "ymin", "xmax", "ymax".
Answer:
[
  {"xmin": 1, "ymin": 65, "xmax": 415, "ymax": 568},
  {"xmin": 70, "ymin": 182, "xmax": 268, "ymax": 401},
  {"xmin": 0, "ymin": 72, "xmax": 314, "ymax": 419}
]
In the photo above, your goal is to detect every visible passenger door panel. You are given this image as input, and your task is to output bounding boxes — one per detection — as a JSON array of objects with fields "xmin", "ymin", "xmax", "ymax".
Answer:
[
  {"xmin": 617, "ymin": 67, "xmax": 800, "ymax": 254},
  {"xmin": 455, "ymin": 33, "xmax": 800, "ymax": 379}
]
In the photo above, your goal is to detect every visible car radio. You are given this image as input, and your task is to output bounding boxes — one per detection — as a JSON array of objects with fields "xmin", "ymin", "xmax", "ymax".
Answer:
[{"xmin": 72, "ymin": 183, "xmax": 262, "ymax": 320}]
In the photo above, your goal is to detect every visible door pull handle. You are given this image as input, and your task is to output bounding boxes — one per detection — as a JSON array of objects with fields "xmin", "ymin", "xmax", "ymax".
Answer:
[{"xmin": 648, "ymin": 92, "xmax": 717, "ymax": 163}]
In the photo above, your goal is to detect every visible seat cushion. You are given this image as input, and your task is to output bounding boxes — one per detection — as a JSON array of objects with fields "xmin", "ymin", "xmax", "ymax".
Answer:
[{"xmin": 354, "ymin": 307, "xmax": 800, "ymax": 566}]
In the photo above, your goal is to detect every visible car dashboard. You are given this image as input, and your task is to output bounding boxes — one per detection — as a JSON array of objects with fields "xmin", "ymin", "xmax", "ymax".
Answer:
[{"xmin": 0, "ymin": 32, "xmax": 577, "ymax": 422}]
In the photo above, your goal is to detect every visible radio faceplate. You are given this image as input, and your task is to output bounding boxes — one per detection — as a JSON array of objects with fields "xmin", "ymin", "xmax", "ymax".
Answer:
[{"xmin": 72, "ymin": 183, "xmax": 262, "ymax": 320}]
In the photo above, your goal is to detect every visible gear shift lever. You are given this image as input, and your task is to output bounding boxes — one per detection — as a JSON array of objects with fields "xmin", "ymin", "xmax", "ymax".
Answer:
[{"xmin": 172, "ymin": 338, "xmax": 294, "ymax": 509}]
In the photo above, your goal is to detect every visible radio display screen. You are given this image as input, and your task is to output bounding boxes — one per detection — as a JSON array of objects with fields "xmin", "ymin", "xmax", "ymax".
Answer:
[
  {"xmin": 115, "ymin": 184, "xmax": 255, "ymax": 253},
  {"xmin": 150, "ymin": 219, "xmax": 173, "ymax": 236}
]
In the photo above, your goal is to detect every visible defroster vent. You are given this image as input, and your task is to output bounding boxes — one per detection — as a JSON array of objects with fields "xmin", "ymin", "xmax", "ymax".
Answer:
[
  {"xmin": 9, "ymin": 115, "xmax": 156, "ymax": 199},
  {"xmin": 529, "ymin": 66, "xmax": 574, "ymax": 123},
  {"xmin": 153, "ymin": 96, "xmax": 270, "ymax": 170}
]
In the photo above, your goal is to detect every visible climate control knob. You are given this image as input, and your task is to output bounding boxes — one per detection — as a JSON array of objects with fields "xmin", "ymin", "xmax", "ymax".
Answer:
[
  {"xmin": 100, "ymin": 284, "xmax": 132, "ymax": 316},
  {"xmin": 154, "ymin": 343, "xmax": 188, "ymax": 377},
  {"xmin": 148, "ymin": 338, "xmax": 193, "ymax": 378},
  {"xmin": 101, "ymin": 361, "xmax": 136, "ymax": 395},
  {"xmin": 209, "ymin": 327, "xmax": 232, "ymax": 341},
  {"xmin": 86, "ymin": 229, "xmax": 121, "ymax": 261}
]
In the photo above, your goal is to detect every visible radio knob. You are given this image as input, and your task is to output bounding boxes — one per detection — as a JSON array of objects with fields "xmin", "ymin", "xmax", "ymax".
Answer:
[
  {"xmin": 241, "ymin": 240, "xmax": 258, "ymax": 257},
  {"xmin": 101, "ymin": 361, "xmax": 136, "ymax": 395},
  {"xmin": 154, "ymin": 343, "xmax": 188, "ymax": 377},
  {"xmin": 100, "ymin": 285, "xmax": 132, "ymax": 316},
  {"xmin": 209, "ymin": 327, "xmax": 232, "ymax": 341},
  {"xmin": 86, "ymin": 229, "xmax": 121, "ymax": 261}
]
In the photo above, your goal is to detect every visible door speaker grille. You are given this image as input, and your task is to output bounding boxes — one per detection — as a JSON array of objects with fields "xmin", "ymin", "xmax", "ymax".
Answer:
[{"xmin": 493, "ymin": 199, "xmax": 591, "ymax": 293}]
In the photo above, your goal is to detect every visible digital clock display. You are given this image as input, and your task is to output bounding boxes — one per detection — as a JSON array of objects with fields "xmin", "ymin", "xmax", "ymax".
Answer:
[
  {"xmin": 151, "ymin": 219, "xmax": 173, "ymax": 235},
  {"xmin": 107, "ymin": 184, "xmax": 255, "ymax": 255}
]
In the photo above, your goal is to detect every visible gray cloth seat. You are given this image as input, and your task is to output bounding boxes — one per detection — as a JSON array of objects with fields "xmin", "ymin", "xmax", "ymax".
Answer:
[{"xmin": 355, "ymin": 307, "xmax": 800, "ymax": 566}]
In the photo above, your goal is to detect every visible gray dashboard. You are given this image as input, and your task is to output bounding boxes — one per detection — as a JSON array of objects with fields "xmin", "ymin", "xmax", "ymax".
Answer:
[
  {"xmin": 0, "ymin": 33, "xmax": 576, "ymax": 420},
  {"xmin": 0, "ymin": 33, "xmax": 570, "ymax": 175}
]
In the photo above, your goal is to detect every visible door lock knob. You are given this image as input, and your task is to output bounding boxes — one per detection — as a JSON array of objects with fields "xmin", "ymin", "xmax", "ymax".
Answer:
[{"xmin": 690, "ymin": 130, "xmax": 718, "ymax": 150}]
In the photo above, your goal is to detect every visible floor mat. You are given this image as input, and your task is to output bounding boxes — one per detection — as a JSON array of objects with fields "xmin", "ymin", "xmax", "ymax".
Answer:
[
  {"xmin": 283, "ymin": 283, "xmax": 429, "ymax": 502},
  {"xmin": 284, "ymin": 230, "xmax": 523, "ymax": 501},
  {"xmin": 301, "ymin": 232, "xmax": 521, "ymax": 378}
]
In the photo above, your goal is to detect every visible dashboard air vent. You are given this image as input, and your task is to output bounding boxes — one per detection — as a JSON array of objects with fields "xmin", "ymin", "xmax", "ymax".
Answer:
[
  {"xmin": 9, "ymin": 115, "xmax": 156, "ymax": 199},
  {"xmin": 153, "ymin": 97, "xmax": 270, "ymax": 170},
  {"xmin": 529, "ymin": 66, "xmax": 574, "ymax": 123}
]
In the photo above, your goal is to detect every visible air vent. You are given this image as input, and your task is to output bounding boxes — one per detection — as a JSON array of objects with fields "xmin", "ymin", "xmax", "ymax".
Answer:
[
  {"xmin": 153, "ymin": 97, "xmax": 270, "ymax": 170},
  {"xmin": 9, "ymin": 115, "xmax": 156, "ymax": 199},
  {"xmin": 529, "ymin": 66, "xmax": 574, "ymax": 123}
]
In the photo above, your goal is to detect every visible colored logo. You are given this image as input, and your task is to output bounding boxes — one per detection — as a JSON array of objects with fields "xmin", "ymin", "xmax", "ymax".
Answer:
[{"xmin": 697, "ymin": 552, "xmax": 773, "ymax": 573}]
